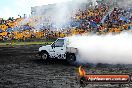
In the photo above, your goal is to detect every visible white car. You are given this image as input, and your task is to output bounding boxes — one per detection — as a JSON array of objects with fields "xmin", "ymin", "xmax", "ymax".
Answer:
[{"xmin": 38, "ymin": 38, "xmax": 78, "ymax": 63}]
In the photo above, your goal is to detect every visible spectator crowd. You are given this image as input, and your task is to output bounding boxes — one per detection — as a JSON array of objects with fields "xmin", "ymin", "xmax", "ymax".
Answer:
[{"xmin": 0, "ymin": 2, "xmax": 132, "ymax": 41}]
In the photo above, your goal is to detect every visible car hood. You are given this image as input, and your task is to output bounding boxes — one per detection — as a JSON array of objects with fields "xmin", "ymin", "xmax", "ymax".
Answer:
[{"xmin": 39, "ymin": 45, "xmax": 51, "ymax": 51}]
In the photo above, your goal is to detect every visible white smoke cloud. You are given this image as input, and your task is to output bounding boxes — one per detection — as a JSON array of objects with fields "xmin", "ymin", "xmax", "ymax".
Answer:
[
  {"xmin": 19, "ymin": 0, "xmax": 98, "ymax": 30},
  {"xmin": 116, "ymin": 0, "xmax": 132, "ymax": 8},
  {"xmin": 49, "ymin": 0, "xmax": 88, "ymax": 29},
  {"xmin": 68, "ymin": 32, "xmax": 132, "ymax": 64},
  {"xmin": 91, "ymin": 0, "xmax": 98, "ymax": 6}
]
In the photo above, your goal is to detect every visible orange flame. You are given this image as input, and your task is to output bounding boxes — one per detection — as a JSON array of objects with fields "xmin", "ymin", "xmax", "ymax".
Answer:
[{"xmin": 78, "ymin": 66, "xmax": 86, "ymax": 76}]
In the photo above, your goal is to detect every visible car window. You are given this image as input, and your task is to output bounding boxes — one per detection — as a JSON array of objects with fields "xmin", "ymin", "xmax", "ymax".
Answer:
[{"xmin": 53, "ymin": 39, "xmax": 64, "ymax": 47}]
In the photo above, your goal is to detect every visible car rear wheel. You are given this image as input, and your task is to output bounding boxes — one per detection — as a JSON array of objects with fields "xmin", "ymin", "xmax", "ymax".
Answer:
[{"xmin": 66, "ymin": 54, "xmax": 76, "ymax": 64}]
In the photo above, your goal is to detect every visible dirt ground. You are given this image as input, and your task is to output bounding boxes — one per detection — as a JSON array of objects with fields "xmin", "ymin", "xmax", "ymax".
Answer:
[{"xmin": 0, "ymin": 45, "xmax": 132, "ymax": 88}]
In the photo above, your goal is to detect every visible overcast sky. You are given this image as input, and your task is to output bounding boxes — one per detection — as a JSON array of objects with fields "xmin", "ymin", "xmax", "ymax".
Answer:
[{"xmin": 0, "ymin": 0, "xmax": 71, "ymax": 19}]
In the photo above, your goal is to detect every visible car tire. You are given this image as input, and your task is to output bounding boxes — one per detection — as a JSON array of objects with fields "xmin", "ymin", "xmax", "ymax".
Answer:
[
  {"xmin": 41, "ymin": 51, "xmax": 49, "ymax": 60},
  {"xmin": 66, "ymin": 53, "xmax": 76, "ymax": 64}
]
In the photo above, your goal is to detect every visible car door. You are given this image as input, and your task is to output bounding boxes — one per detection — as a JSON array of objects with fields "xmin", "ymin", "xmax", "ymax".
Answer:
[{"xmin": 50, "ymin": 39, "xmax": 66, "ymax": 59}]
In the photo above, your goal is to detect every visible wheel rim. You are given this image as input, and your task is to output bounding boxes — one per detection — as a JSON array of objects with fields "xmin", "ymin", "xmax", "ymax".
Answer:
[
  {"xmin": 42, "ymin": 53, "xmax": 48, "ymax": 60},
  {"xmin": 68, "ymin": 55, "xmax": 75, "ymax": 62}
]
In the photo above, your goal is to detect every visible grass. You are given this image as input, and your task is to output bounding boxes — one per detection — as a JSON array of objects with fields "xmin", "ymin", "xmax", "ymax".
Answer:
[
  {"xmin": 0, "ymin": 41, "xmax": 53, "ymax": 46},
  {"xmin": 0, "ymin": 38, "xmax": 56, "ymax": 46}
]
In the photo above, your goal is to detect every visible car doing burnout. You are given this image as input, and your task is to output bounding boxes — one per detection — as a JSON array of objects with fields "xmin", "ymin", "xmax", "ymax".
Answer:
[{"xmin": 38, "ymin": 38, "xmax": 78, "ymax": 63}]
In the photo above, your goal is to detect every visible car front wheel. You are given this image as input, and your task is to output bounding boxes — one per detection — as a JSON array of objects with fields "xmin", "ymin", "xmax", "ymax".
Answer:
[{"xmin": 41, "ymin": 52, "xmax": 49, "ymax": 60}]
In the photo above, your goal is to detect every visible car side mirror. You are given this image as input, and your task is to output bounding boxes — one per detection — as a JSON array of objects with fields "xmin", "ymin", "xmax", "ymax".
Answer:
[{"xmin": 51, "ymin": 44, "xmax": 55, "ymax": 48}]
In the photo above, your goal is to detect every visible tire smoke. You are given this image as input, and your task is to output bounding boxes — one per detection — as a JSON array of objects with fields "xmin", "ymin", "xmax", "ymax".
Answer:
[
  {"xmin": 19, "ymin": 0, "xmax": 98, "ymax": 30},
  {"xmin": 68, "ymin": 32, "xmax": 132, "ymax": 64}
]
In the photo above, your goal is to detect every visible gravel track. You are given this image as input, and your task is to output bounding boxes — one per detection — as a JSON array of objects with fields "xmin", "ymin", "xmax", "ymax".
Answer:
[{"xmin": 0, "ymin": 45, "xmax": 132, "ymax": 88}]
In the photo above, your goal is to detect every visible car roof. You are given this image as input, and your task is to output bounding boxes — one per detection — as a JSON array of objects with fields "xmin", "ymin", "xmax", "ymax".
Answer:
[
  {"xmin": 58, "ymin": 37, "xmax": 65, "ymax": 39},
  {"xmin": 58, "ymin": 38, "xmax": 70, "ymax": 42}
]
